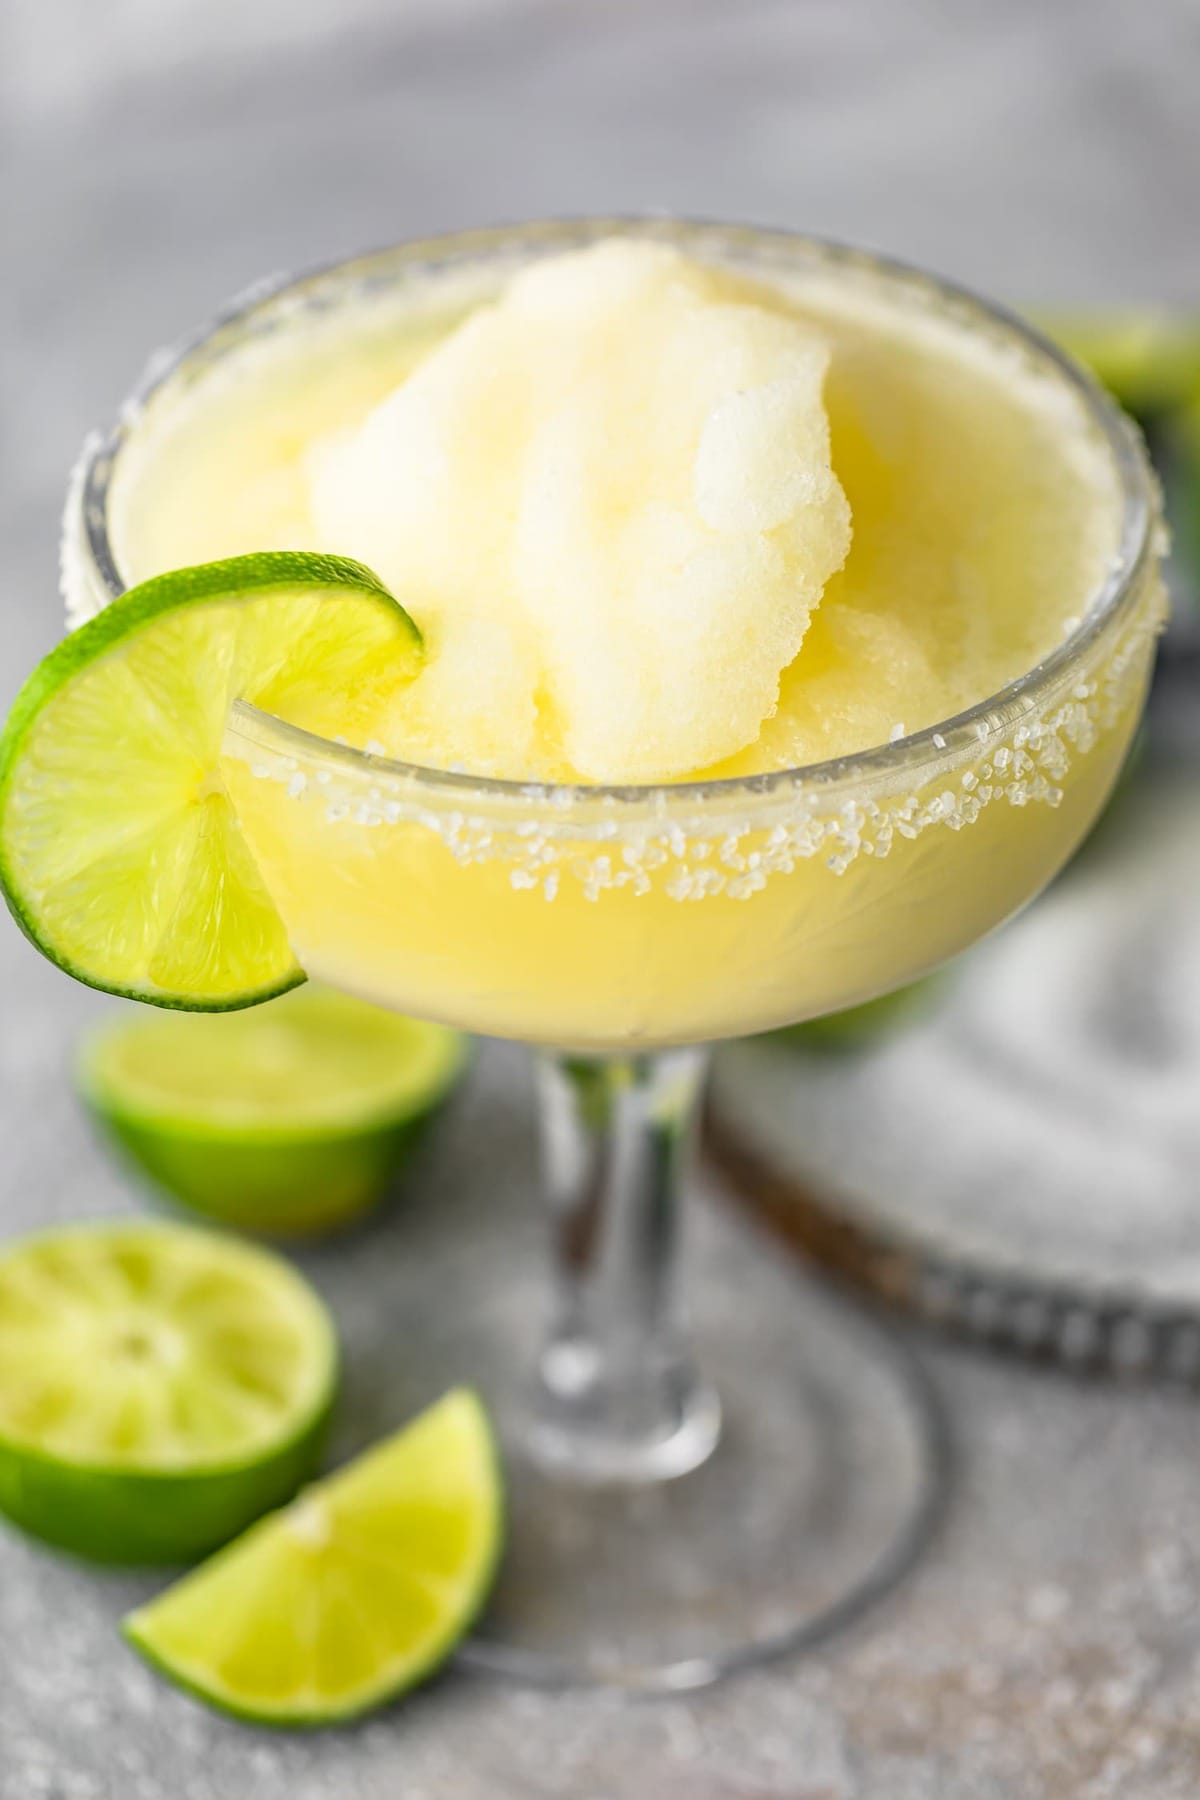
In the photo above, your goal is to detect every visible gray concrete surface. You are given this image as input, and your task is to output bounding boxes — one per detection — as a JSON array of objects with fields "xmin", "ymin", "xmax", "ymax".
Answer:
[{"xmin": 4, "ymin": 4, "xmax": 1200, "ymax": 1794}]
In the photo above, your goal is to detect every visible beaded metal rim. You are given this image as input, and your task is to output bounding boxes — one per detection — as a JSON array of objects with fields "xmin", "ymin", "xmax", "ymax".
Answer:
[
  {"xmin": 71, "ymin": 216, "xmax": 1158, "ymax": 813},
  {"xmin": 706, "ymin": 1104, "xmax": 1200, "ymax": 1384}
]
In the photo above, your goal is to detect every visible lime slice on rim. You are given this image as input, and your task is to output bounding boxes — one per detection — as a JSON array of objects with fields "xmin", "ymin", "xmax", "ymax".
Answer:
[
  {"xmin": 124, "ymin": 1389, "xmax": 502, "ymax": 1726},
  {"xmin": 0, "ymin": 1222, "xmax": 337, "ymax": 1564},
  {"xmin": 0, "ymin": 552, "xmax": 421, "ymax": 1011},
  {"xmin": 79, "ymin": 989, "xmax": 468, "ymax": 1237}
]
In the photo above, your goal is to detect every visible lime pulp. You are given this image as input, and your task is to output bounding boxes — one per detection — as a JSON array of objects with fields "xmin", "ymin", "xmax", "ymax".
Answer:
[
  {"xmin": 0, "ymin": 1222, "xmax": 337, "ymax": 1563},
  {"xmin": 124, "ymin": 1389, "xmax": 502, "ymax": 1724}
]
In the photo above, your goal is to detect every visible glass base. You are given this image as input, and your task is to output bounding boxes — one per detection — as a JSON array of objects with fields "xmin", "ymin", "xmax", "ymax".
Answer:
[
  {"xmin": 459, "ymin": 1176, "xmax": 944, "ymax": 1692},
  {"xmin": 527, "ymin": 1357, "xmax": 722, "ymax": 1484}
]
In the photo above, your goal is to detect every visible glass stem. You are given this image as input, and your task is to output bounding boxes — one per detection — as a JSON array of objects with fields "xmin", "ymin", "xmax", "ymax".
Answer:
[{"xmin": 528, "ymin": 1048, "xmax": 721, "ymax": 1483}]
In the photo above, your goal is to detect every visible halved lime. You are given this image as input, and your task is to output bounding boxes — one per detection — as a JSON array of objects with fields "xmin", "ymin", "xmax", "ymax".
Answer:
[
  {"xmin": 1175, "ymin": 399, "xmax": 1200, "ymax": 594},
  {"xmin": 79, "ymin": 989, "xmax": 468, "ymax": 1237},
  {"xmin": 0, "ymin": 552, "xmax": 421, "ymax": 1011},
  {"xmin": 124, "ymin": 1389, "xmax": 502, "ymax": 1725},
  {"xmin": 776, "ymin": 974, "xmax": 943, "ymax": 1052},
  {"xmin": 1044, "ymin": 315, "xmax": 1200, "ymax": 621},
  {"xmin": 1041, "ymin": 310, "xmax": 1200, "ymax": 419},
  {"xmin": 0, "ymin": 1222, "xmax": 337, "ymax": 1564}
]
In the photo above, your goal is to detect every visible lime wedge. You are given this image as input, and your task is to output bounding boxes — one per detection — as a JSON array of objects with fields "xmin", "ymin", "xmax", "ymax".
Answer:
[
  {"xmin": 79, "ymin": 989, "xmax": 468, "ymax": 1237},
  {"xmin": 0, "ymin": 552, "xmax": 421, "ymax": 1010},
  {"xmin": 0, "ymin": 1222, "xmax": 337, "ymax": 1564},
  {"xmin": 124, "ymin": 1389, "xmax": 502, "ymax": 1725}
]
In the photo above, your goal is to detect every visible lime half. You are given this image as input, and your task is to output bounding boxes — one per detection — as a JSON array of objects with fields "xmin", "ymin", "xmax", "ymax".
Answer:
[
  {"xmin": 1042, "ymin": 310, "xmax": 1200, "ymax": 419},
  {"xmin": 0, "ymin": 1222, "xmax": 337, "ymax": 1563},
  {"xmin": 0, "ymin": 552, "xmax": 421, "ymax": 1011},
  {"xmin": 79, "ymin": 989, "xmax": 468, "ymax": 1236},
  {"xmin": 776, "ymin": 975, "xmax": 942, "ymax": 1052},
  {"xmin": 125, "ymin": 1389, "xmax": 502, "ymax": 1726}
]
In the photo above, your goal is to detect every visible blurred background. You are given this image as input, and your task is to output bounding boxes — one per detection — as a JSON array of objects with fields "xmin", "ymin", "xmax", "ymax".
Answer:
[
  {"xmin": 7, "ymin": 0, "xmax": 1200, "ymax": 688},
  {"xmin": 5, "ymin": 3, "xmax": 1200, "ymax": 1795}
]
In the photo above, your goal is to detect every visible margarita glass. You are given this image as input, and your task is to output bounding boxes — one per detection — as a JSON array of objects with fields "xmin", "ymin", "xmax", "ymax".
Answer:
[{"xmin": 65, "ymin": 222, "xmax": 1164, "ymax": 1690}]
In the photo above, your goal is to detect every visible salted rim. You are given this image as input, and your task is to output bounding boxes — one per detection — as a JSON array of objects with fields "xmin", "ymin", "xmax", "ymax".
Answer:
[{"xmin": 77, "ymin": 216, "xmax": 1159, "ymax": 808}]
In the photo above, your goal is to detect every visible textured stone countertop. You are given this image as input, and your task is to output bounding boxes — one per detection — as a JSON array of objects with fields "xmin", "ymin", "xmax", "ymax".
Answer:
[{"xmin": 4, "ymin": 5, "xmax": 1200, "ymax": 1795}]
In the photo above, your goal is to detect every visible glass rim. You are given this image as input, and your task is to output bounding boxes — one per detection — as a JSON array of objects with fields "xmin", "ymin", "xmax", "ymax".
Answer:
[{"xmin": 79, "ymin": 215, "xmax": 1159, "ymax": 807}]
